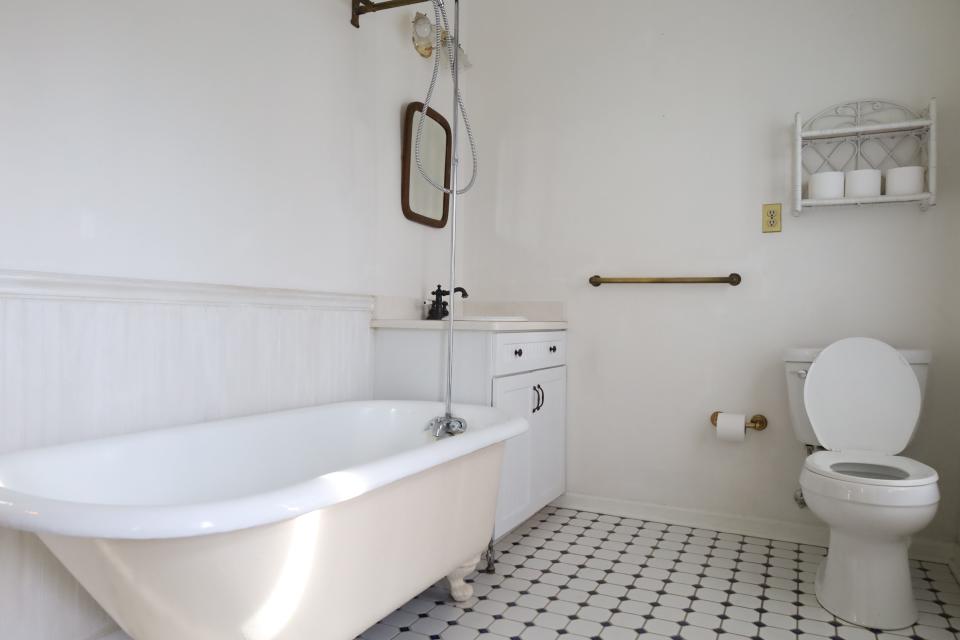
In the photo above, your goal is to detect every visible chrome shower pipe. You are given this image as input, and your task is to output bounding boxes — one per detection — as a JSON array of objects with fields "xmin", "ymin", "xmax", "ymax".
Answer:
[
  {"xmin": 427, "ymin": 0, "xmax": 466, "ymax": 437},
  {"xmin": 443, "ymin": 0, "xmax": 460, "ymax": 422}
]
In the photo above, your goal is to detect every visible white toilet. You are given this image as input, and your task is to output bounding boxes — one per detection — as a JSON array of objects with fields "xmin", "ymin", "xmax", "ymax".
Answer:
[{"xmin": 783, "ymin": 337, "xmax": 939, "ymax": 630}]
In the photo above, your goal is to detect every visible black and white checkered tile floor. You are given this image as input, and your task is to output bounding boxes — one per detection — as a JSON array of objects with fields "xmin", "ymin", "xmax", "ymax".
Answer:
[{"xmin": 359, "ymin": 506, "xmax": 960, "ymax": 640}]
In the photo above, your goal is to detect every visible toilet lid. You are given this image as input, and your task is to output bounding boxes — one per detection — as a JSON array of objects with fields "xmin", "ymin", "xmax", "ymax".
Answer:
[{"xmin": 804, "ymin": 337, "xmax": 921, "ymax": 454}]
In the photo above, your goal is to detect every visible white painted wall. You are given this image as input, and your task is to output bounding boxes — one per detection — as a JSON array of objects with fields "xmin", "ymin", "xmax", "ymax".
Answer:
[
  {"xmin": 0, "ymin": 0, "xmax": 451, "ymax": 296},
  {"xmin": 460, "ymin": 0, "xmax": 960, "ymax": 542},
  {"xmin": 949, "ymin": 189, "xmax": 960, "ymax": 574}
]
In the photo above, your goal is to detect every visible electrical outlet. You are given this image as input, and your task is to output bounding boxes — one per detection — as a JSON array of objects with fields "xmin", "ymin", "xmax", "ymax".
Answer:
[{"xmin": 762, "ymin": 203, "xmax": 782, "ymax": 233}]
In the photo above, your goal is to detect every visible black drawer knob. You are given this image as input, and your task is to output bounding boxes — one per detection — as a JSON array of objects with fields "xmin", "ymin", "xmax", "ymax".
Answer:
[
  {"xmin": 549, "ymin": 345, "xmax": 557, "ymax": 353},
  {"xmin": 514, "ymin": 348, "xmax": 523, "ymax": 357}
]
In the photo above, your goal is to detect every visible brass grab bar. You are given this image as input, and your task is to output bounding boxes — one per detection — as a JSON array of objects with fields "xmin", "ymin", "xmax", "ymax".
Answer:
[{"xmin": 589, "ymin": 273, "xmax": 742, "ymax": 287}]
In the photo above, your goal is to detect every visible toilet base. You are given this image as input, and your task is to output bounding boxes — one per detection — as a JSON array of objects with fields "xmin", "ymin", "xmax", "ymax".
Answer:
[{"xmin": 815, "ymin": 530, "xmax": 917, "ymax": 630}]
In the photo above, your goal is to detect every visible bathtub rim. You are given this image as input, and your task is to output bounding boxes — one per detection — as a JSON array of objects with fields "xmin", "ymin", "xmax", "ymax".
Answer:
[{"xmin": 0, "ymin": 401, "xmax": 527, "ymax": 540}]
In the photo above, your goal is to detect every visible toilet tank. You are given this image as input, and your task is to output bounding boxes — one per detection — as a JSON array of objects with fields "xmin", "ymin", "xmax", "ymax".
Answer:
[{"xmin": 783, "ymin": 347, "xmax": 931, "ymax": 447}]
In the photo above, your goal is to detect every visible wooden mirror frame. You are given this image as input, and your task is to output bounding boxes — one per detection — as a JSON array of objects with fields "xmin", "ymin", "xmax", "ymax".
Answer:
[{"xmin": 401, "ymin": 102, "xmax": 452, "ymax": 228}]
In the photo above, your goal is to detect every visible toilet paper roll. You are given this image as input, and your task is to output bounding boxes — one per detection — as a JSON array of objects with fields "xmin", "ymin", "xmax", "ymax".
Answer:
[
  {"xmin": 885, "ymin": 166, "xmax": 925, "ymax": 196},
  {"xmin": 808, "ymin": 171, "xmax": 845, "ymax": 200},
  {"xmin": 716, "ymin": 412, "xmax": 746, "ymax": 443},
  {"xmin": 845, "ymin": 169, "xmax": 881, "ymax": 198}
]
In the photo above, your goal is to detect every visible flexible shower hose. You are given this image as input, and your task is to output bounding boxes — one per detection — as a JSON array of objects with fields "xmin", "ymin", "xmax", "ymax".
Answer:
[{"xmin": 414, "ymin": 0, "xmax": 478, "ymax": 195}]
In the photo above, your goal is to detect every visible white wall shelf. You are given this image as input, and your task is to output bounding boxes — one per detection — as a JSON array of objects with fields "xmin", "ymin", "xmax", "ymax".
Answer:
[
  {"xmin": 801, "ymin": 192, "xmax": 934, "ymax": 208},
  {"xmin": 801, "ymin": 119, "xmax": 933, "ymax": 140},
  {"xmin": 793, "ymin": 99, "xmax": 937, "ymax": 215}
]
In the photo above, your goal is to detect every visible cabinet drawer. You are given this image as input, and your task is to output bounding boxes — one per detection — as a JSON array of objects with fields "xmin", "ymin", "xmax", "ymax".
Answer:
[{"xmin": 494, "ymin": 331, "xmax": 566, "ymax": 375}]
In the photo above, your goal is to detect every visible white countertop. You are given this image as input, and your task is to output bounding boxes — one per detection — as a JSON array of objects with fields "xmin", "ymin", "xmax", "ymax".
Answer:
[{"xmin": 371, "ymin": 319, "xmax": 567, "ymax": 332}]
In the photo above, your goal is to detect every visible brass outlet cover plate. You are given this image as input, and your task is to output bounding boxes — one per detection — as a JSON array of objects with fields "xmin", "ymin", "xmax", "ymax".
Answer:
[{"xmin": 763, "ymin": 203, "xmax": 782, "ymax": 233}]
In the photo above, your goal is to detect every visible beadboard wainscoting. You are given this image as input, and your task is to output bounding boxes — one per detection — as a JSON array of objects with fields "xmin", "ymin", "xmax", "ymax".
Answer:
[{"xmin": 0, "ymin": 270, "xmax": 374, "ymax": 640}]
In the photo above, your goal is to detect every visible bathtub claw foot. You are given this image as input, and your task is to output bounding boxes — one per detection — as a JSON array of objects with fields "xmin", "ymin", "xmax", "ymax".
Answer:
[{"xmin": 447, "ymin": 554, "xmax": 480, "ymax": 602}]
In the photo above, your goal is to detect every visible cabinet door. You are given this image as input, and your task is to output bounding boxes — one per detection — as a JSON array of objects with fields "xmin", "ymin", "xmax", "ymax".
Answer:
[
  {"xmin": 492, "ymin": 371, "xmax": 539, "ymax": 539},
  {"xmin": 492, "ymin": 366, "xmax": 567, "ymax": 540},
  {"xmin": 530, "ymin": 366, "xmax": 566, "ymax": 511}
]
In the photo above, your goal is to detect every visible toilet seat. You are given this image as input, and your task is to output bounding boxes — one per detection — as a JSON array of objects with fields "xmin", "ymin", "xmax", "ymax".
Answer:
[
  {"xmin": 801, "ymin": 338, "xmax": 938, "ymax": 507},
  {"xmin": 804, "ymin": 338, "xmax": 922, "ymax": 454},
  {"xmin": 804, "ymin": 450, "xmax": 938, "ymax": 487},
  {"xmin": 802, "ymin": 451, "xmax": 940, "ymax": 508}
]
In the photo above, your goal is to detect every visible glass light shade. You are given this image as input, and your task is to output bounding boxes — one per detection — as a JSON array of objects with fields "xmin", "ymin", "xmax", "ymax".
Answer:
[
  {"xmin": 412, "ymin": 13, "xmax": 434, "ymax": 58},
  {"xmin": 413, "ymin": 13, "xmax": 433, "ymax": 39}
]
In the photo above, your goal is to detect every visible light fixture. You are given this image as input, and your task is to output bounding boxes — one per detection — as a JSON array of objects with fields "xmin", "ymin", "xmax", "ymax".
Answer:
[
  {"xmin": 411, "ymin": 10, "xmax": 472, "ymax": 69},
  {"xmin": 411, "ymin": 12, "xmax": 434, "ymax": 58},
  {"xmin": 440, "ymin": 30, "xmax": 471, "ymax": 70}
]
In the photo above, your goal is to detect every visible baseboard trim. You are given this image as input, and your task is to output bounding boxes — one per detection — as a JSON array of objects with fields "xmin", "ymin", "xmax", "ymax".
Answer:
[
  {"xmin": 949, "ymin": 543, "xmax": 960, "ymax": 581},
  {"xmin": 554, "ymin": 493, "xmax": 955, "ymax": 564},
  {"xmin": 909, "ymin": 538, "xmax": 957, "ymax": 565}
]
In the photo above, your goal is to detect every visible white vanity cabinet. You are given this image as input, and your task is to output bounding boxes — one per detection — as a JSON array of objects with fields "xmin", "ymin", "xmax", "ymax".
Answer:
[{"xmin": 372, "ymin": 323, "xmax": 567, "ymax": 539}]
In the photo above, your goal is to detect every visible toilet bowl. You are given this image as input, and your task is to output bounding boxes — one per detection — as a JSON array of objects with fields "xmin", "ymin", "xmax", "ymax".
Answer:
[
  {"xmin": 791, "ymin": 337, "xmax": 939, "ymax": 630},
  {"xmin": 800, "ymin": 453, "xmax": 938, "ymax": 628}
]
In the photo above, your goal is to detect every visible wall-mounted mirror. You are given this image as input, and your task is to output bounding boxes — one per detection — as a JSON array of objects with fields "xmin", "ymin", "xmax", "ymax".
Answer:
[{"xmin": 401, "ymin": 102, "xmax": 451, "ymax": 228}]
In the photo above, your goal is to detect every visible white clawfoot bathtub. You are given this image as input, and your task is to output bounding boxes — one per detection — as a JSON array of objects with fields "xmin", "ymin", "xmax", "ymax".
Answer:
[{"xmin": 0, "ymin": 401, "xmax": 527, "ymax": 640}]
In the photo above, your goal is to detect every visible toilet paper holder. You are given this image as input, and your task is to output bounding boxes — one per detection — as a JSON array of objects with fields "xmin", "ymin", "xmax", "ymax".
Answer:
[{"xmin": 710, "ymin": 411, "xmax": 768, "ymax": 431}]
